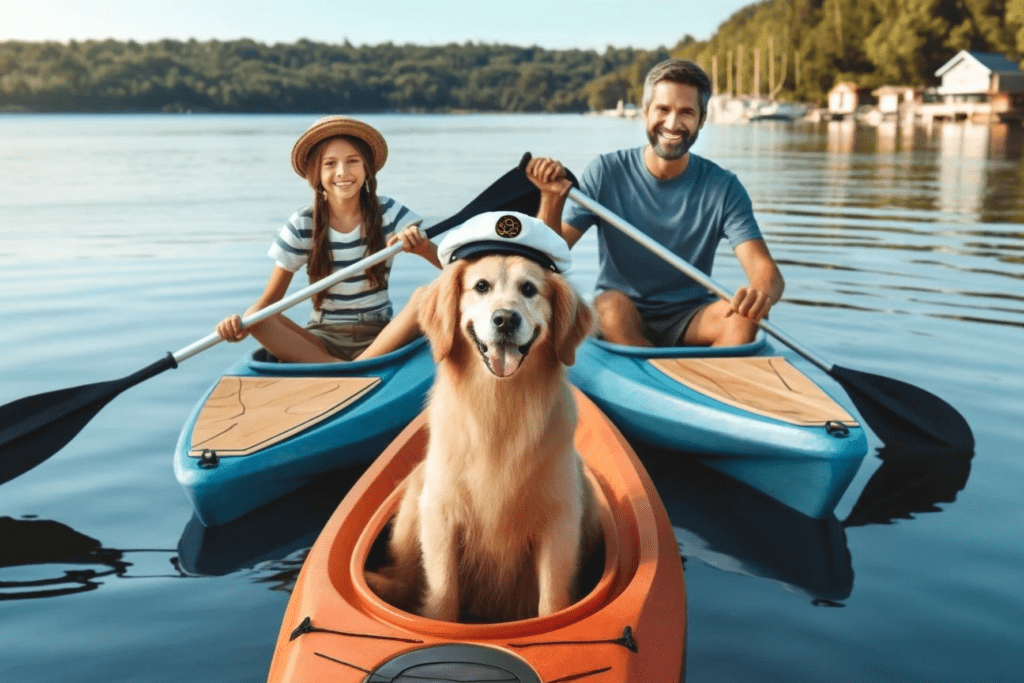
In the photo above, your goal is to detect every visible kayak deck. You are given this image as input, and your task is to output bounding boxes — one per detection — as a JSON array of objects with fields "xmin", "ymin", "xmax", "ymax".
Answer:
[
  {"xmin": 649, "ymin": 355, "xmax": 858, "ymax": 427},
  {"xmin": 187, "ymin": 376, "xmax": 380, "ymax": 457}
]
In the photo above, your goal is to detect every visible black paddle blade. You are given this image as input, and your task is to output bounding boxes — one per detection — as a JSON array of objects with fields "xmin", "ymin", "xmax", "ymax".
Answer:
[
  {"xmin": 831, "ymin": 365, "xmax": 974, "ymax": 452},
  {"xmin": 0, "ymin": 353, "xmax": 177, "ymax": 485},
  {"xmin": 423, "ymin": 152, "xmax": 578, "ymax": 240},
  {"xmin": 843, "ymin": 442, "xmax": 973, "ymax": 528}
]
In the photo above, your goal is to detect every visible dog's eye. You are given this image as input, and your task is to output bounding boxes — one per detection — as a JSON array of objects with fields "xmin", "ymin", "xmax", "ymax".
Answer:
[
  {"xmin": 474, "ymin": 279, "xmax": 490, "ymax": 294},
  {"xmin": 520, "ymin": 281, "xmax": 538, "ymax": 298}
]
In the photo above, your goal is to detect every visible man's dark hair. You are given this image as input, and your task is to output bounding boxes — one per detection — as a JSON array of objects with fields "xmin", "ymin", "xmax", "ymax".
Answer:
[{"xmin": 642, "ymin": 59, "xmax": 712, "ymax": 122}]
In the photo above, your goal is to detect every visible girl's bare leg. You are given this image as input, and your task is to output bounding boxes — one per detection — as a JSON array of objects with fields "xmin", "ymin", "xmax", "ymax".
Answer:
[
  {"xmin": 357, "ymin": 287, "xmax": 426, "ymax": 360},
  {"xmin": 248, "ymin": 314, "xmax": 338, "ymax": 363}
]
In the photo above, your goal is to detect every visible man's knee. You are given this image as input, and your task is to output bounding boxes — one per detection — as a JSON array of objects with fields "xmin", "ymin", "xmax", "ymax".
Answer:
[
  {"xmin": 718, "ymin": 310, "xmax": 759, "ymax": 345},
  {"xmin": 685, "ymin": 301, "xmax": 757, "ymax": 346},
  {"xmin": 593, "ymin": 290, "xmax": 649, "ymax": 345},
  {"xmin": 594, "ymin": 290, "xmax": 638, "ymax": 320}
]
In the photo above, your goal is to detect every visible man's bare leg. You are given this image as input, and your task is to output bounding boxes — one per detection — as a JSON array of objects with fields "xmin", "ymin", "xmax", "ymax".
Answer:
[
  {"xmin": 593, "ymin": 290, "xmax": 653, "ymax": 347},
  {"xmin": 682, "ymin": 300, "xmax": 759, "ymax": 347}
]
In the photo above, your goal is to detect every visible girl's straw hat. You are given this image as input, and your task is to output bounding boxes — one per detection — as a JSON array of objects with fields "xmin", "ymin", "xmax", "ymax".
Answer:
[{"xmin": 290, "ymin": 116, "xmax": 389, "ymax": 178}]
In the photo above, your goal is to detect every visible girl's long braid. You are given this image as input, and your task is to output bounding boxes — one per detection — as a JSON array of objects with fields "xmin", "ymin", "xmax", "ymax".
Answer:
[
  {"xmin": 304, "ymin": 135, "xmax": 385, "ymax": 310},
  {"xmin": 359, "ymin": 168, "xmax": 387, "ymax": 292},
  {"xmin": 308, "ymin": 190, "xmax": 332, "ymax": 310}
]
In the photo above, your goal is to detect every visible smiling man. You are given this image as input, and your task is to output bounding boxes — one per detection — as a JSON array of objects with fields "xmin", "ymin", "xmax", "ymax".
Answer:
[{"xmin": 531, "ymin": 59, "xmax": 784, "ymax": 348}]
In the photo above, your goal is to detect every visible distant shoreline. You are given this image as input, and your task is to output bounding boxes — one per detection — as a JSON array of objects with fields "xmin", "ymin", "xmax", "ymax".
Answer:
[{"xmin": 0, "ymin": 39, "xmax": 659, "ymax": 115}]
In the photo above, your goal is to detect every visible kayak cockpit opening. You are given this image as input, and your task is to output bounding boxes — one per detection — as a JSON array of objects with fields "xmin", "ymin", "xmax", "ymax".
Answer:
[{"xmin": 362, "ymin": 515, "xmax": 608, "ymax": 625}]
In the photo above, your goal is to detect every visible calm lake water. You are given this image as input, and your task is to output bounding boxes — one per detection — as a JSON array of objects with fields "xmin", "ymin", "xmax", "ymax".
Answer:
[{"xmin": 1, "ymin": 113, "xmax": 1022, "ymax": 682}]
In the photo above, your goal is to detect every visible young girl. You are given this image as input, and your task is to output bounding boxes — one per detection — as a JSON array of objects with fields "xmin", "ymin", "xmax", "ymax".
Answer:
[{"xmin": 217, "ymin": 116, "xmax": 441, "ymax": 362}]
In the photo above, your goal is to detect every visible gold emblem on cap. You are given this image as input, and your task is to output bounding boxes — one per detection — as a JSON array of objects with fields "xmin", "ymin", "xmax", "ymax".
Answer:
[{"xmin": 495, "ymin": 214, "xmax": 522, "ymax": 238}]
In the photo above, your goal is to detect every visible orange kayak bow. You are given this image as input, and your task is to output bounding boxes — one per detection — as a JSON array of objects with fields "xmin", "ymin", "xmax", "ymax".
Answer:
[{"xmin": 267, "ymin": 388, "xmax": 686, "ymax": 683}]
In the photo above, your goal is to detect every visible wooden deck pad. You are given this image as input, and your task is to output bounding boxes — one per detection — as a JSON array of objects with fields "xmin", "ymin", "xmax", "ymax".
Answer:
[
  {"xmin": 648, "ymin": 356, "xmax": 858, "ymax": 427},
  {"xmin": 188, "ymin": 376, "xmax": 380, "ymax": 457}
]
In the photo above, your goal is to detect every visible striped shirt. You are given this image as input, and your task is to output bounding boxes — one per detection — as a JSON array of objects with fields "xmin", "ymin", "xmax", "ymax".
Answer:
[{"xmin": 268, "ymin": 197, "xmax": 422, "ymax": 323}]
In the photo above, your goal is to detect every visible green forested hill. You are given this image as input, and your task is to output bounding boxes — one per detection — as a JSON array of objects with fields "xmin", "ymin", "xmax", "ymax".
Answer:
[
  {"xmin": 675, "ymin": 0, "xmax": 1024, "ymax": 103},
  {"xmin": 2, "ymin": 0, "xmax": 1021, "ymax": 113},
  {"xmin": 0, "ymin": 39, "xmax": 659, "ymax": 113}
]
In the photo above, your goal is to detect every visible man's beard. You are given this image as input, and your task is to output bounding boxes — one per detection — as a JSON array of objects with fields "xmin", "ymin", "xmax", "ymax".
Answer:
[{"xmin": 647, "ymin": 126, "xmax": 699, "ymax": 160}]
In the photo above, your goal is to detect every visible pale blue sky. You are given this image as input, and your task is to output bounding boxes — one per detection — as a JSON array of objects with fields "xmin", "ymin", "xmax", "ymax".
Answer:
[{"xmin": 3, "ymin": 0, "xmax": 751, "ymax": 50}]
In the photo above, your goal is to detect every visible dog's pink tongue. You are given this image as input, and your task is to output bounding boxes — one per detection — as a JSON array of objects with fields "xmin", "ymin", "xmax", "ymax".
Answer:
[{"xmin": 488, "ymin": 345, "xmax": 524, "ymax": 378}]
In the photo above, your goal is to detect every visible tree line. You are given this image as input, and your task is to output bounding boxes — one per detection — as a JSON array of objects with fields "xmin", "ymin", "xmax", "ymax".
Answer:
[
  {"xmin": 1, "ymin": 0, "xmax": 1021, "ymax": 114},
  {"xmin": 0, "ymin": 38, "xmax": 657, "ymax": 113},
  {"xmin": 675, "ymin": 0, "xmax": 1024, "ymax": 104}
]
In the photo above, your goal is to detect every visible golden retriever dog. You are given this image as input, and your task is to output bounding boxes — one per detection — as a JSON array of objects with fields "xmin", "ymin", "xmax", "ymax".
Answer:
[{"xmin": 368, "ymin": 240, "xmax": 598, "ymax": 623}]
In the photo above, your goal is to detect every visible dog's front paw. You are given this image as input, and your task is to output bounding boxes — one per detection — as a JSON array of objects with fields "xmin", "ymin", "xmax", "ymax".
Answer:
[
  {"xmin": 422, "ymin": 589, "xmax": 459, "ymax": 622},
  {"xmin": 365, "ymin": 569, "xmax": 405, "ymax": 605},
  {"xmin": 365, "ymin": 568, "xmax": 420, "ymax": 613},
  {"xmin": 538, "ymin": 590, "xmax": 571, "ymax": 618}
]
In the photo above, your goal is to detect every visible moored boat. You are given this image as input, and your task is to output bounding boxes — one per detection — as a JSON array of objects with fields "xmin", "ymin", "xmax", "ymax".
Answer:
[
  {"xmin": 173, "ymin": 337, "xmax": 434, "ymax": 527},
  {"xmin": 266, "ymin": 388, "xmax": 686, "ymax": 683},
  {"xmin": 568, "ymin": 333, "xmax": 868, "ymax": 518}
]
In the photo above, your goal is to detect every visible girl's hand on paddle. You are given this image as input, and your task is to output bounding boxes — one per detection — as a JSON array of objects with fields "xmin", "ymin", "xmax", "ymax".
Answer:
[
  {"xmin": 726, "ymin": 286, "xmax": 772, "ymax": 322},
  {"xmin": 526, "ymin": 157, "xmax": 572, "ymax": 197},
  {"xmin": 216, "ymin": 314, "xmax": 249, "ymax": 342},
  {"xmin": 389, "ymin": 225, "xmax": 441, "ymax": 268},
  {"xmin": 390, "ymin": 225, "xmax": 427, "ymax": 254}
]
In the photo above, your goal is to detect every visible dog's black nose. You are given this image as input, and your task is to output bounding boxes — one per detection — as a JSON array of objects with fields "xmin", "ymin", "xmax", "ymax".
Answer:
[{"xmin": 491, "ymin": 309, "xmax": 521, "ymax": 334}]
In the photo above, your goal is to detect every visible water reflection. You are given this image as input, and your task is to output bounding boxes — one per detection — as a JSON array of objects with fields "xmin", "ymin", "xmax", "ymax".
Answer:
[
  {"xmin": 637, "ymin": 439, "xmax": 973, "ymax": 604},
  {"xmin": 822, "ymin": 119, "xmax": 1024, "ymax": 161},
  {"xmin": 0, "ymin": 516, "xmax": 178, "ymax": 600},
  {"xmin": 637, "ymin": 447, "xmax": 854, "ymax": 603},
  {"xmin": 177, "ymin": 435, "xmax": 973, "ymax": 604},
  {"xmin": 175, "ymin": 464, "xmax": 368, "ymax": 591},
  {"xmin": 0, "ymin": 467, "xmax": 368, "ymax": 600},
  {"xmin": 752, "ymin": 120, "xmax": 1024, "ymax": 333},
  {"xmin": 842, "ymin": 444, "xmax": 974, "ymax": 528},
  {"xmin": 800, "ymin": 119, "xmax": 1024, "ymax": 223},
  {"xmin": 0, "ymin": 434, "xmax": 977, "ymax": 605},
  {"xmin": 172, "ymin": 447, "xmax": 859, "ymax": 602}
]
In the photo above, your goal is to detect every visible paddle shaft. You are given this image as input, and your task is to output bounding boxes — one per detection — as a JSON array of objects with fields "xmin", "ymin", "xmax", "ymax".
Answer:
[
  {"xmin": 566, "ymin": 188, "xmax": 834, "ymax": 373},
  {"xmin": 172, "ymin": 238, "xmax": 410, "ymax": 364}
]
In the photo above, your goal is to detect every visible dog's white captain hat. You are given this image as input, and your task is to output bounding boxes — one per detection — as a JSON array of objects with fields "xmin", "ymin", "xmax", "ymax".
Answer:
[{"xmin": 437, "ymin": 211, "xmax": 572, "ymax": 273}]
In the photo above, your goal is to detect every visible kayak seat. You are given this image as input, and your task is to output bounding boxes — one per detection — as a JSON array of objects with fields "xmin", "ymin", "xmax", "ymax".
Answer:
[{"xmin": 252, "ymin": 348, "xmax": 280, "ymax": 363}]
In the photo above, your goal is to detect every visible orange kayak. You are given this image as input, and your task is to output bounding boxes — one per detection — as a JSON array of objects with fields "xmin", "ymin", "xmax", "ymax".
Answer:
[{"xmin": 266, "ymin": 388, "xmax": 686, "ymax": 683}]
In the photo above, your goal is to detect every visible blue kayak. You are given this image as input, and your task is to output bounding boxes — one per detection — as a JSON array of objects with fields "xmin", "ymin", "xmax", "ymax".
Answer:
[
  {"xmin": 173, "ymin": 337, "xmax": 434, "ymax": 526},
  {"xmin": 568, "ymin": 334, "xmax": 868, "ymax": 518}
]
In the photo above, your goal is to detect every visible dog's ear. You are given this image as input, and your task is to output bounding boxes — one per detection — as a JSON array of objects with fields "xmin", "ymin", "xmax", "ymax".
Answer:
[
  {"xmin": 417, "ymin": 262, "xmax": 465, "ymax": 362},
  {"xmin": 549, "ymin": 274, "xmax": 595, "ymax": 366}
]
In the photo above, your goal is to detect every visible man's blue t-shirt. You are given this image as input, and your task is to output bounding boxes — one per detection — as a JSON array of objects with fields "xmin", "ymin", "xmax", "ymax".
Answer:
[{"xmin": 563, "ymin": 147, "xmax": 762, "ymax": 317}]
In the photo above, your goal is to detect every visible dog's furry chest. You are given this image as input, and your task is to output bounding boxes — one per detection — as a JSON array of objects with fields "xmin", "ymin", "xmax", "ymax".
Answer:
[
  {"xmin": 462, "ymin": 469, "xmax": 541, "ymax": 540},
  {"xmin": 426, "ymin": 439, "xmax": 557, "ymax": 535}
]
